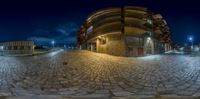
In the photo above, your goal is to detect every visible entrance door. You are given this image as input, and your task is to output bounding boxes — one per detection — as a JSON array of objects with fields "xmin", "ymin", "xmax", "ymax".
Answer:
[
  {"xmin": 138, "ymin": 48, "xmax": 144, "ymax": 56},
  {"xmin": 128, "ymin": 47, "xmax": 138, "ymax": 56},
  {"xmin": 146, "ymin": 38, "xmax": 153, "ymax": 55}
]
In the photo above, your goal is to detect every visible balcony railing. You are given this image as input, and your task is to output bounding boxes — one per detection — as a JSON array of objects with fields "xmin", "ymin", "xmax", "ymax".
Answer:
[
  {"xmin": 87, "ymin": 22, "xmax": 122, "ymax": 40},
  {"xmin": 125, "ymin": 11, "xmax": 147, "ymax": 19},
  {"xmin": 125, "ymin": 21, "xmax": 153, "ymax": 31},
  {"xmin": 93, "ymin": 16, "xmax": 121, "ymax": 29},
  {"xmin": 87, "ymin": 12, "xmax": 121, "ymax": 25}
]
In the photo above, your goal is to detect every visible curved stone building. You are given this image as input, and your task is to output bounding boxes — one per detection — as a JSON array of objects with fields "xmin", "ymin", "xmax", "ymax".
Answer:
[
  {"xmin": 0, "ymin": 41, "xmax": 35, "ymax": 56},
  {"xmin": 78, "ymin": 6, "xmax": 172, "ymax": 56}
]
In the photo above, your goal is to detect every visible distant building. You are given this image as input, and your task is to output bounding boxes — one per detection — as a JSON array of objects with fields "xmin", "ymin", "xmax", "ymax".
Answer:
[
  {"xmin": 0, "ymin": 41, "xmax": 35, "ymax": 56},
  {"xmin": 78, "ymin": 6, "xmax": 172, "ymax": 56}
]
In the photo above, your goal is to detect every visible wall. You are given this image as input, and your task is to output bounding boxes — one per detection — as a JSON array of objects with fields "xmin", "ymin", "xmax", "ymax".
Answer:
[
  {"xmin": 125, "ymin": 36, "xmax": 144, "ymax": 56},
  {"xmin": 0, "ymin": 41, "xmax": 35, "ymax": 56},
  {"xmin": 96, "ymin": 33, "xmax": 126, "ymax": 56}
]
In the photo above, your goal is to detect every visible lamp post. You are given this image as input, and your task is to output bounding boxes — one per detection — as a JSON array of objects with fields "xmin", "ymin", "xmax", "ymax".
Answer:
[
  {"xmin": 188, "ymin": 36, "xmax": 194, "ymax": 55},
  {"xmin": 51, "ymin": 40, "xmax": 55, "ymax": 48},
  {"xmin": 189, "ymin": 37, "xmax": 193, "ymax": 49}
]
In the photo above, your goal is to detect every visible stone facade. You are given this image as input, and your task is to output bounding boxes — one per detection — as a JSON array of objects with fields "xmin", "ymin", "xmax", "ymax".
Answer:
[
  {"xmin": 78, "ymin": 6, "xmax": 172, "ymax": 56},
  {"xmin": 98, "ymin": 33, "xmax": 126, "ymax": 56}
]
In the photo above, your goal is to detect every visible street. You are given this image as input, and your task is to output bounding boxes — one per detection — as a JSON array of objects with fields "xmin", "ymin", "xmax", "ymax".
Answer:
[{"xmin": 0, "ymin": 49, "xmax": 200, "ymax": 98}]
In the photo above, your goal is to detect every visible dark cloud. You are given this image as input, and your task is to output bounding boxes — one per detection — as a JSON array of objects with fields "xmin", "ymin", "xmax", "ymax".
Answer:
[
  {"xmin": 0, "ymin": 0, "xmax": 200, "ymax": 45},
  {"xmin": 27, "ymin": 22, "xmax": 79, "ymax": 46}
]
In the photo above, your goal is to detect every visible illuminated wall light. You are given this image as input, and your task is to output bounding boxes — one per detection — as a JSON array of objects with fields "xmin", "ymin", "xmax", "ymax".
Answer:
[
  {"xmin": 98, "ymin": 36, "xmax": 101, "ymax": 38},
  {"xmin": 147, "ymin": 37, "xmax": 151, "ymax": 41}
]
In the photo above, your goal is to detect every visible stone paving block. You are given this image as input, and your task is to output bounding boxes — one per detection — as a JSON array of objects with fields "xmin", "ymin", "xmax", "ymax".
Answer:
[{"xmin": 0, "ymin": 50, "xmax": 199, "ymax": 98}]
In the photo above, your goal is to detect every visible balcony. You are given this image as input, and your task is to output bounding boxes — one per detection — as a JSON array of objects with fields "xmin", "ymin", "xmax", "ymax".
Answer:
[
  {"xmin": 87, "ymin": 22, "xmax": 122, "ymax": 40},
  {"xmin": 87, "ymin": 11, "xmax": 121, "ymax": 25},
  {"xmin": 125, "ymin": 18, "xmax": 153, "ymax": 31},
  {"xmin": 125, "ymin": 10, "xmax": 147, "ymax": 19},
  {"xmin": 93, "ymin": 16, "xmax": 121, "ymax": 29}
]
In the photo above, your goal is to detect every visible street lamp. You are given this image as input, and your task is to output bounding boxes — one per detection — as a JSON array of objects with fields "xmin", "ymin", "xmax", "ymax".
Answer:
[
  {"xmin": 51, "ymin": 40, "xmax": 55, "ymax": 48},
  {"xmin": 188, "ymin": 36, "xmax": 193, "ymax": 48}
]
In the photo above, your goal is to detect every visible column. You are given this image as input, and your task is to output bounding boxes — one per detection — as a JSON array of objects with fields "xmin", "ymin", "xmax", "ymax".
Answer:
[{"xmin": 96, "ymin": 38, "xmax": 100, "ymax": 53}]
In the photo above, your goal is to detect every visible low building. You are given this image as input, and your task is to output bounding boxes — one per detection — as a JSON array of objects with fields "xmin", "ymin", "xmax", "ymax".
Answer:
[
  {"xmin": 78, "ymin": 6, "xmax": 172, "ymax": 56},
  {"xmin": 0, "ymin": 41, "xmax": 35, "ymax": 56}
]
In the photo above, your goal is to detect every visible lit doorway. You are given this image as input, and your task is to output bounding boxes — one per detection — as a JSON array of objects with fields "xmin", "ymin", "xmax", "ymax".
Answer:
[{"xmin": 145, "ymin": 37, "xmax": 154, "ymax": 55}]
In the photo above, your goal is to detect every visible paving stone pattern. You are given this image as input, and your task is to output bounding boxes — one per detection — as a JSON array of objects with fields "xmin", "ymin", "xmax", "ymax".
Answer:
[{"xmin": 0, "ymin": 50, "xmax": 200, "ymax": 98}]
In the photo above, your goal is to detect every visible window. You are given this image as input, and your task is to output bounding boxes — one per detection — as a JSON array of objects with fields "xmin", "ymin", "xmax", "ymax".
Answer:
[
  {"xmin": 27, "ymin": 46, "xmax": 31, "ymax": 50},
  {"xmin": 20, "ymin": 46, "xmax": 24, "ymax": 50},
  {"xmin": 8, "ymin": 46, "xmax": 12, "ymax": 50},
  {"xmin": 13, "ymin": 46, "xmax": 18, "ymax": 50},
  {"xmin": 147, "ymin": 19, "xmax": 152, "ymax": 25}
]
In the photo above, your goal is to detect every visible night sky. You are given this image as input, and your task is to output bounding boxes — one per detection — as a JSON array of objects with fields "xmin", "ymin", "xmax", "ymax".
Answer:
[{"xmin": 0, "ymin": 0, "xmax": 199, "ymax": 46}]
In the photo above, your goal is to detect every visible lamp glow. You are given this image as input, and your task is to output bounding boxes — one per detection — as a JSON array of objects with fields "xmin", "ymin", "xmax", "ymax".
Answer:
[
  {"xmin": 189, "ymin": 37, "xmax": 193, "ymax": 41},
  {"xmin": 51, "ymin": 40, "xmax": 55, "ymax": 48}
]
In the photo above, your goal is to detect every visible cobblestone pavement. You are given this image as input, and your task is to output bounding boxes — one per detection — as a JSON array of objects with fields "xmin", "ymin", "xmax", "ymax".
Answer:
[{"xmin": 0, "ymin": 49, "xmax": 200, "ymax": 98}]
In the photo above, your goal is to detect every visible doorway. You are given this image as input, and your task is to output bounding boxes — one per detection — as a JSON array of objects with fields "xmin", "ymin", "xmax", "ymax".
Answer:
[{"xmin": 145, "ymin": 37, "xmax": 153, "ymax": 55}]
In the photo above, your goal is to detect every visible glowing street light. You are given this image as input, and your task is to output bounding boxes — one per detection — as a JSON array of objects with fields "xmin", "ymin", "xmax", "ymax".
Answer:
[
  {"xmin": 189, "ymin": 37, "xmax": 193, "ymax": 42},
  {"xmin": 51, "ymin": 40, "xmax": 55, "ymax": 48},
  {"xmin": 188, "ymin": 36, "xmax": 193, "ymax": 48}
]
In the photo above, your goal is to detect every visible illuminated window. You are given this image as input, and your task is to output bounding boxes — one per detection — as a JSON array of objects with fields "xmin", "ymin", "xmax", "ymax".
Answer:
[
  {"xmin": 146, "ymin": 37, "xmax": 152, "ymax": 48},
  {"xmin": 147, "ymin": 19, "xmax": 152, "ymax": 25}
]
